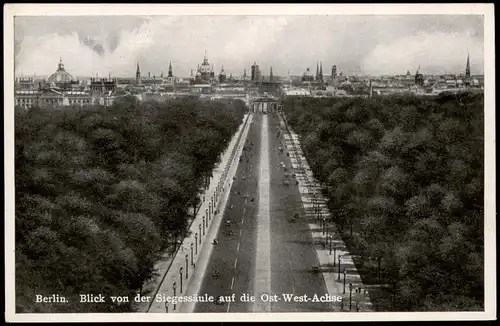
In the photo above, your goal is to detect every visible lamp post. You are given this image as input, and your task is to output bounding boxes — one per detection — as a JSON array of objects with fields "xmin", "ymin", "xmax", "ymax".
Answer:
[
  {"xmin": 198, "ymin": 224, "xmax": 201, "ymax": 243},
  {"xmin": 191, "ymin": 243, "xmax": 194, "ymax": 266},
  {"xmin": 185, "ymin": 254, "xmax": 189, "ymax": 279},
  {"xmin": 179, "ymin": 267, "xmax": 183, "ymax": 293},
  {"xmin": 206, "ymin": 208, "xmax": 209, "ymax": 222},
  {"xmin": 343, "ymin": 269, "xmax": 347, "ymax": 294},
  {"xmin": 195, "ymin": 233, "xmax": 198, "ymax": 254},
  {"xmin": 338, "ymin": 255, "xmax": 342, "ymax": 280},
  {"xmin": 333, "ymin": 245, "xmax": 337, "ymax": 266},
  {"xmin": 329, "ymin": 235, "xmax": 333, "ymax": 255},
  {"xmin": 356, "ymin": 287, "xmax": 361, "ymax": 312},
  {"xmin": 349, "ymin": 283, "xmax": 353, "ymax": 311},
  {"xmin": 173, "ymin": 282, "xmax": 177, "ymax": 310},
  {"xmin": 322, "ymin": 217, "xmax": 326, "ymax": 235},
  {"xmin": 202, "ymin": 217, "xmax": 206, "ymax": 235}
]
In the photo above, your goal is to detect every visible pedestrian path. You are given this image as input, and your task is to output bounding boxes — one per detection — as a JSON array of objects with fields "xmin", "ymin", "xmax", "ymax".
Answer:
[
  {"xmin": 279, "ymin": 114, "xmax": 373, "ymax": 312},
  {"xmin": 137, "ymin": 113, "xmax": 252, "ymax": 313}
]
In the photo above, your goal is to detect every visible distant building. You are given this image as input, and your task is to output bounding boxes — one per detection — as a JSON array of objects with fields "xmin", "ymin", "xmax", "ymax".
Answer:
[
  {"xmin": 415, "ymin": 67, "xmax": 424, "ymax": 87},
  {"xmin": 15, "ymin": 77, "xmax": 35, "ymax": 91},
  {"xmin": 47, "ymin": 58, "xmax": 79, "ymax": 90},
  {"xmin": 90, "ymin": 76, "xmax": 117, "ymax": 94},
  {"xmin": 192, "ymin": 50, "xmax": 215, "ymax": 84},
  {"xmin": 251, "ymin": 62, "xmax": 261, "ymax": 82},
  {"xmin": 302, "ymin": 68, "xmax": 314, "ymax": 82},
  {"xmin": 464, "ymin": 53, "xmax": 472, "ymax": 87},
  {"xmin": 136, "ymin": 61, "xmax": 141, "ymax": 85},
  {"xmin": 219, "ymin": 66, "xmax": 227, "ymax": 84}
]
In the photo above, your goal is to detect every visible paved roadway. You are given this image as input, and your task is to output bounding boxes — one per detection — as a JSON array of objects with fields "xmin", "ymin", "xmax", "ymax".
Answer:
[{"xmin": 194, "ymin": 112, "xmax": 333, "ymax": 313}]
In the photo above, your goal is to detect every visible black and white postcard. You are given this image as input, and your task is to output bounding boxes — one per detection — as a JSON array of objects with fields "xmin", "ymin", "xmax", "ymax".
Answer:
[{"xmin": 4, "ymin": 3, "xmax": 496, "ymax": 322}]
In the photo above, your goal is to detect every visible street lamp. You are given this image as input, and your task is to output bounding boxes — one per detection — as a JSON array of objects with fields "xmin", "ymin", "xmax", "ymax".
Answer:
[
  {"xmin": 337, "ymin": 255, "xmax": 342, "ymax": 280},
  {"xmin": 173, "ymin": 282, "xmax": 177, "ymax": 310},
  {"xmin": 199, "ymin": 224, "xmax": 202, "ymax": 243},
  {"xmin": 191, "ymin": 243, "xmax": 194, "ymax": 266},
  {"xmin": 349, "ymin": 283, "xmax": 353, "ymax": 311},
  {"xmin": 185, "ymin": 254, "xmax": 189, "ymax": 279},
  {"xmin": 195, "ymin": 233, "xmax": 198, "ymax": 254},
  {"xmin": 343, "ymin": 269, "xmax": 347, "ymax": 294},
  {"xmin": 202, "ymin": 217, "xmax": 206, "ymax": 235},
  {"xmin": 206, "ymin": 208, "xmax": 209, "ymax": 222},
  {"xmin": 333, "ymin": 245, "xmax": 337, "ymax": 266},
  {"xmin": 179, "ymin": 267, "xmax": 183, "ymax": 293},
  {"xmin": 329, "ymin": 235, "xmax": 333, "ymax": 255},
  {"xmin": 322, "ymin": 217, "xmax": 326, "ymax": 235}
]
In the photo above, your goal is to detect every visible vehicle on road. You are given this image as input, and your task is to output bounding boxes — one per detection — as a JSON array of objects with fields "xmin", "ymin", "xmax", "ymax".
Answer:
[{"xmin": 213, "ymin": 270, "xmax": 220, "ymax": 278}]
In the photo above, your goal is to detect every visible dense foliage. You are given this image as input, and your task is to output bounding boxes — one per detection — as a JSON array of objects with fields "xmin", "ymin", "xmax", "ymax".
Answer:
[
  {"xmin": 283, "ymin": 92, "xmax": 484, "ymax": 311},
  {"xmin": 15, "ymin": 96, "xmax": 246, "ymax": 312}
]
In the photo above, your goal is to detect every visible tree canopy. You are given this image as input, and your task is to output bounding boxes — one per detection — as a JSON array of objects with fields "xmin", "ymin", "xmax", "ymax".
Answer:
[
  {"xmin": 283, "ymin": 92, "xmax": 484, "ymax": 311},
  {"xmin": 15, "ymin": 96, "xmax": 246, "ymax": 312}
]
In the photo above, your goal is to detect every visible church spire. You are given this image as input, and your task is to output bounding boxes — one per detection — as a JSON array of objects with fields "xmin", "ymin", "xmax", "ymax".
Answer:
[
  {"xmin": 168, "ymin": 61, "xmax": 173, "ymax": 77},
  {"xmin": 465, "ymin": 53, "xmax": 471, "ymax": 78},
  {"xmin": 270, "ymin": 66, "xmax": 273, "ymax": 82},
  {"xmin": 316, "ymin": 61, "xmax": 319, "ymax": 80},
  {"xmin": 319, "ymin": 61, "xmax": 323, "ymax": 81},
  {"xmin": 136, "ymin": 61, "xmax": 141, "ymax": 84}
]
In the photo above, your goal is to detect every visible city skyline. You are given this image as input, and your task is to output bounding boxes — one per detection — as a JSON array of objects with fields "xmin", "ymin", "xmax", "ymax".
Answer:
[{"xmin": 15, "ymin": 15, "xmax": 484, "ymax": 78}]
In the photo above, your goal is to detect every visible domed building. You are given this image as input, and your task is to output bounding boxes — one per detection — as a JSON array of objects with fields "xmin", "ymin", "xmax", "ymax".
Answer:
[
  {"xmin": 46, "ymin": 58, "xmax": 79, "ymax": 90},
  {"xmin": 192, "ymin": 50, "xmax": 215, "ymax": 84}
]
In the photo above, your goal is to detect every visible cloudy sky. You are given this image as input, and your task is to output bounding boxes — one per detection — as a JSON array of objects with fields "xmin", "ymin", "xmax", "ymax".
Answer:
[{"xmin": 14, "ymin": 14, "xmax": 484, "ymax": 78}]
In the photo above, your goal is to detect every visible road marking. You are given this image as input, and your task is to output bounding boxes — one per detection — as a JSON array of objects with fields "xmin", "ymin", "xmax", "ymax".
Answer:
[
  {"xmin": 253, "ymin": 114, "xmax": 272, "ymax": 313},
  {"xmin": 234, "ymin": 258, "xmax": 238, "ymax": 269},
  {"xmin": 237, "ymin": 242, "xmax": 240, "ymax": 252}
]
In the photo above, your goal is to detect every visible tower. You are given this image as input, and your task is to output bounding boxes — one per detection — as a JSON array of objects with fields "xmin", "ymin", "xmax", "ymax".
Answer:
[
  {"xmin": 316, "ymin": 62, "xmax": 319, "ymax": 80},
  {"xmin": 319, "ymin": 62, "xmax": 323, "ymax": 82},
  {"xmin": 465, "ymin": 53, "xmax": 471, "ymax": 87},
  {"xmin": 243, "ymin": 68, "xmax": 247, "ymax": 80},
  {"xmin": 415, "ymin": 65, "xmax": 424, "ymax": 87},
  {"xmin": 168, "ymin": 61, "xmax": 173, "ymax": 77},
  {"xmin": 136, "ymin": 61, "xmax": 141, "ymax": 85},
  {"xmin": 270, "ymin": 66, "xmax": 273, "ymax": 82},
  {"xmin": 251, "ymin": 62, "xmax": 256, "ymax": 81},
  {"xmin": 331, "ymin": 65, "xmax": 337, "ymax": 81},
  {"xmin": 219, "ymin": 65, "xmax": 227, "ymax": 83}
]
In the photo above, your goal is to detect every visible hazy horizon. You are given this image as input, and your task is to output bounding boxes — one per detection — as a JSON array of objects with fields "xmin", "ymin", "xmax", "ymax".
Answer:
[{"xmin": 14, "ymin": 15, "xmax": 484, "ymax": 78}]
